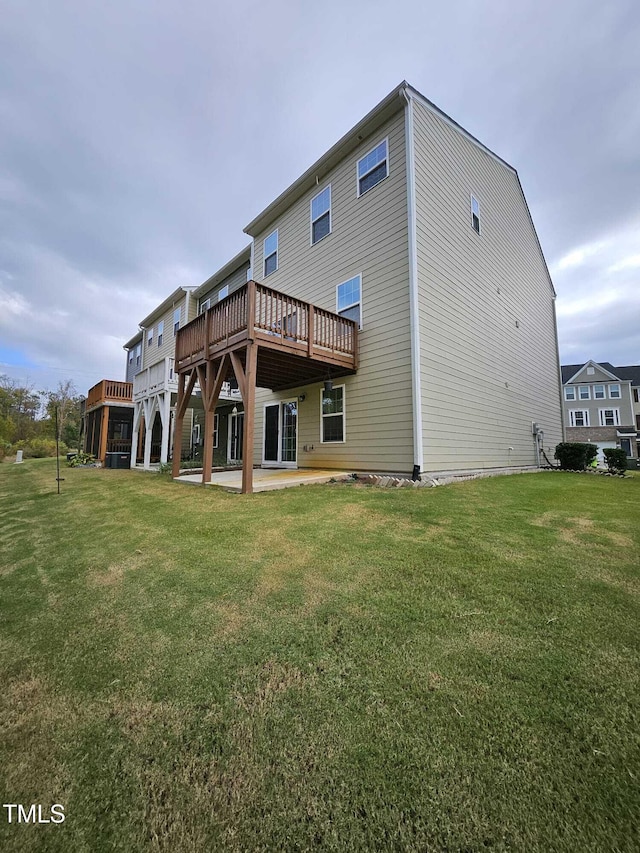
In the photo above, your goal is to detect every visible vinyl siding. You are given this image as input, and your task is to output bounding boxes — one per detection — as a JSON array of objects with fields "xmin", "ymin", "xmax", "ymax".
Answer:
[
  {"xmin": 250, "ymin": 109, "xmax": 413, "ymax": 473},
  {"xmin": 562, "ymin": 382, "xmax": 634, "ymax": 427},
  {"xmin": 412, "ymin": 99, "xmax": 563, "ymax": 470},
  {"xmin": 198, "ymin": 262, "xmax": 251, "ymax": 311},
  {"xmin": 145, "ymin": 295, "xmax": 188, "ymax": 369}
]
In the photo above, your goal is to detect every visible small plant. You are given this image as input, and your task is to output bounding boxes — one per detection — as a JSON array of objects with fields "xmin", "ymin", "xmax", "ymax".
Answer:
[
  {"xmin": 603, "ymin": 448, "xmax": 627, "ymax": 475},
  {"xmin": 158, "ymin": 462, "xmax": 172, "ymax": 474},
  {"xmin": 67, "ymin": 451, "xmax": 96, "ymax": 467},
  {"xmin": 554, "ymin": 442, "xmax": 598, "ymax": 470}
]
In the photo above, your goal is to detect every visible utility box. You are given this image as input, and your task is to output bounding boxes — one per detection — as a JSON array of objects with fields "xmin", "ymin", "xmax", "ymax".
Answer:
[{"xmin": 105, "ymin": 452, "xmax": 130, "ymax": 469}]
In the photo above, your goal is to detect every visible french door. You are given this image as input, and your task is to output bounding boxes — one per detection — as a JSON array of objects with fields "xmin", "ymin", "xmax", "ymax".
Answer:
[
  {"xmin": 228, "ymin": 412, "xmax": 244, "ymax": 463},
  {"xmin": 263, "ymin": 401, "xmax": 297, "ymax": 467}
]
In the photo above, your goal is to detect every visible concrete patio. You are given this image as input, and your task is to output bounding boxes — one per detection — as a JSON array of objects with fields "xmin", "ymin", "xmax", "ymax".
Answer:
[{"xmin": 174, "ymin": 467, "xmax": 351, "ymax": 492}]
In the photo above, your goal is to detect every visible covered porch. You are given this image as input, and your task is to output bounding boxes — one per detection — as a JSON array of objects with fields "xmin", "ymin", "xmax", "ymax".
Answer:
[{"xmin": 172, "ymin": 280, "xmax": 358, "ymax": 493}]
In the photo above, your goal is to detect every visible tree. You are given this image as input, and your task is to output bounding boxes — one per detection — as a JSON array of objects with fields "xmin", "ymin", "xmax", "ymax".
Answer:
[
  {"xmin": 42, "ymin": 380, "xmax": 83, "ymax": 447},
  {"xmin": 0, "ymin": 375, "xmax": 40, "ymax": 443}
]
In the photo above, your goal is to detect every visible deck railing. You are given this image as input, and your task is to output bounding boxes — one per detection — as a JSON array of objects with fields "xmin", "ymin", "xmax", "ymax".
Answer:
[
  {"xmin": 175, "ymin": 281, "xmax": 357, "ymax": 369},
  {"xmin": 133, "ymin": 357, "xmax": 178, "ymax": 401},
  {"xmin": 86, "ymin": 380, "xmax": 133, "ymax": 409}
]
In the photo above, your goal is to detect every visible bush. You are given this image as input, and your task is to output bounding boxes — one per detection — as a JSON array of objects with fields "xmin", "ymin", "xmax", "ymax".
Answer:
[
  {"xmin": 554, "ymin": 442, "xmax": 598, "ymax": 470},
  {"xmin": 67, "ymin": 451, "xmax": 96, "ymax": 467},
  {"xmin": 13, "ymin": 438, "xmax": 69, "ymax": 458},
  {"xmin": 0, "ymin": 441, "xmax": 11, "ymax": 462},
  {"xmin": 603, "ymin": 448, "xmax": 627, "ymax": 474}
]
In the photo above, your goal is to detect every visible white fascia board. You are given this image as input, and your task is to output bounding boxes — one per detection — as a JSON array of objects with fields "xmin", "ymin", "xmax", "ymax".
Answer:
[{"xmin": 566, "ymin": 360, "xmax": 621, "ymax": 384}]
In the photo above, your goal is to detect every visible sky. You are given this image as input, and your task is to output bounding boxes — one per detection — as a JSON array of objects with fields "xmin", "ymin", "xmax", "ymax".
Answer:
[{"xmin": 1, "ymin": 0, "xmax": 639, "ymax": 395}]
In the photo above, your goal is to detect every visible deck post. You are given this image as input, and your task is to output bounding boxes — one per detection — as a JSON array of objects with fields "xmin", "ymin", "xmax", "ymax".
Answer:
[
  {"xmin": 159, "ymin": 394, "xmax": 171, "ymax": 464},
  {"xmin": 171, "ymin": 373, "xmax": 187, "ymax": 478},
  {"xmin": 307, "ymin": 304, "xmax": 315, "ymax": 358},
  {"xmin": 131, "ymin": 402, "xmax": 142, "ymax": 468},
  {"xmin": 99, "ymin": 405, "xmax": 109, "ymax": 464},
  {"xmin": 241, "ymin": 342, "xmax": 257, "ymax": 495},
  {"xmin": 143, "ymin": 398, "xmax": 154, "ymax": 470}
]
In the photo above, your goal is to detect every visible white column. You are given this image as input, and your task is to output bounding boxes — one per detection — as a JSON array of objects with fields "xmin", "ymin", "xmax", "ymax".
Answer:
[
  {"xmin": 131, "ymin": 402, "xmax": 142, "ymax": 468},
  {"xmin": 159, "ymin": 393, "xmax": 171, "ymax": 464},
  {"xmin": 142, "ymin": 398, "xmax": 154, "ymax": 470}
]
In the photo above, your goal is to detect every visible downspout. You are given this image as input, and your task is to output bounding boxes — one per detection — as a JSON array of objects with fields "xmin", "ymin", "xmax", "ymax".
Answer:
[{"xmin": 402, "ymin": 87, "xmax": 424, "ymax": 478}]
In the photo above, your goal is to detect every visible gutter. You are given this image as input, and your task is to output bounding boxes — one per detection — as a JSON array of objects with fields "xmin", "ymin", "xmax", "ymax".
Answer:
[{"xmin": 402, "ymin": 87, "xmax": 424, "ymax": 476}]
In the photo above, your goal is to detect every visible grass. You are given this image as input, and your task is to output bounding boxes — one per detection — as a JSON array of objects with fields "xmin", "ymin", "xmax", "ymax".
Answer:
[{"xmin": 0, "ymin": 459, "xmax": 638, "ymax": 852}]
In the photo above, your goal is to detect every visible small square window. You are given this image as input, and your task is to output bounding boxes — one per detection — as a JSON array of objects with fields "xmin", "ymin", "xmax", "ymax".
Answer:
[
  {"xmin": 311, "ymin": 185, "xmax": 331, "ymax": 244},
  {"xmin": 471, "ymin": 195, "xmax": 481, "ymax": 234},
  {"xmin": 199, "ymin": 298, "xmax": 210, "ymax": 315},
  {"xmin": 357, "ymin": 139, "xmax": 388, "ymax": 196},
  {"xmin": 218, "ymin": 285, "xmax": 229, "ymax": 302},
  {"xmin": 264, "ymin": 230, "xmax": 278, "ymax": 277}
]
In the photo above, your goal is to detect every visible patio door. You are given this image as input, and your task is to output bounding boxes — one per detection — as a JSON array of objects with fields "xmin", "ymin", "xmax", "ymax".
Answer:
[
  {"xmin": 263, "ymin": 401, "xmax": 297, "ymax": 467},
  {"xmin": 228, "ymin": 412, "xmax": 244, "ymax": 463}
]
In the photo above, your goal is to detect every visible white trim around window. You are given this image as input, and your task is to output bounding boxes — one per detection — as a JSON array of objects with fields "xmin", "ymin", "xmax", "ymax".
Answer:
[
  {"xmin": 608, "ymin": 383, "xmax": 621, "ymax": 399},
  {"xmin": 599, "ymin": 408, "xmax": 620, "ymax": 427},
  {"xmin": 578, "ymin": 385, "xmax": 590, "ymax": 400},
  {"xmin": 564, "ymin": 386, "xmax": 576, "ymax": 401},
  {"xmin": 593, "ymin": 384, "xmax": 605, "ymax": 400},
  {"xmin": 356, "ymin": 137, "xmax": 389, "ymax": 197},
  {"xmin": 173, "ymin": 307, "xmax": 181, "ymax": 336},
  {"xmin": 218, "ymin": 285, "xmax": 229, "ymax": 301},
  {"xmin": 213, "ymin": 413, "xmax": 219, "ymax": 449},
  {"xmin": 470, "ymin": 194, "xmax": 481, "ymax": 234},
  {"xmin": 569, "ymin": 409, "xmax": 589, "ymax": 427},
  {"xmin": 320, "ymin": 384, "xmax": 346, "ymax": 443},
  {"xmin": 199, "ymin": 298, "xmax": 210, "ymax": 315},
  {"xmin": 310, "ymin": 184, "xmax": 331, "ymax": 245},
  {"xmin": 264, "ymin": 229, "xmax": 278, "ymax": 277}
]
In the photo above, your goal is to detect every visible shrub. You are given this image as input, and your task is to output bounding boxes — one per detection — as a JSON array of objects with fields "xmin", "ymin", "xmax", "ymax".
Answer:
[
  {"xmin": 554, "ymin": 442, "xmax": 598, "ymax": 470},
  {"xmin": 603, "ymin": 448, "xmax": 627, "ymax": 474},
  {"xmin": 0, "ymin": 441, "xmax": 11, "ymax": 462},
  {"xmin": 13, "ymin": 438, "xmax": 68, "ymax": 458},
  {"xmin": 67, "ymin": 451, "xmax": 96, "ymax": 467}
]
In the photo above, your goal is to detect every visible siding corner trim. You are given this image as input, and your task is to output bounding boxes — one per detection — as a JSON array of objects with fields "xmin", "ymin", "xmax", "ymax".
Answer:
[{"xmin": 403, "ymin": 88, "xmax": 424, "ymax": 473}]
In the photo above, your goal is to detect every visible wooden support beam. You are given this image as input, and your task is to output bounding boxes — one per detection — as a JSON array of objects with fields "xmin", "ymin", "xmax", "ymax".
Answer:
[
  {"xmin": 201, "ymin": 355, "xmax": 229, "ymax": 485},
  {"xmin": 99, "ymin": 405, "xmax": 109, "ymax": 463},
  {"xmin": 171, "ymin": 372, "xmax": 187, "ymax": 478},
  {"xmin": 241, "ymin": 342, "xmax": 257, "ymax": 495},
  {"xmin": 229, "ymin": 351, "xmax": 246, "ymax": 400}
]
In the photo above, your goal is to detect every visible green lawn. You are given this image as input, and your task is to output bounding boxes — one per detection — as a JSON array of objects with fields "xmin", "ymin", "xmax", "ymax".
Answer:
[{"xmin": 0, "ymin": 460, "xmax": 638, "ymax": 852}]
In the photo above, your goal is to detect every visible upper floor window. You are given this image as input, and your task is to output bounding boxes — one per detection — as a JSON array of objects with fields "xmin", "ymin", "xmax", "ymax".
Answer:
[
  {"xmin": 593, "ymin": 384, "xmax": 605, "ymax": 399},
  {"xmin": 158, "ymin": 320, "xmax": 164, "ymax": 347},
  {"xmin": 599, "ymin": 408, "xmax": 620, "ymax": 427},
  {"xmin": 586, "ymin": 366, "xmax": 595, "ymax": 375},
  {"xmin": 264, "ymin": 230, "xmax": 278, "ymax": 277},
  {"xmin": 471, "ymin": 195, "xmax": 481, "ymax": 234},
  {"xmin": 634, "ymin": 388, "xmax": 639, "ymax": 403},
  {"xmin": 357, "ymin": 139, "xmax": 388, "ymax": 196},
  {"xmin": 135, "ymin": 343, "xmax": 141, "ymax": 368},
  {"xmin": 218, "ymin": 285, "xmax": 229, "ymax": 301},
  {"xmin": 564, "ymin": 387, "xmax": 576, "ymax": 401},
  {"xmin": 609, "ymin": 383, "xmax": 621, "ymax": 398},
  {"xmin": 569, "ymin": 409, "xmax": 589, "ymax": 427},
  {"xmin": 336, "ymin": 275, "xmax": 362, "ymax": 328},
  {"xmin": 173, "ymin": 308, "xmax": 181, "ymax": 336},
  {"xmin": 147, "ymin": 328, "xmax": 153, "ymax": 347},
  {"xmin": 199, "ymin": 298, "xmax": 210, "ymax": 315},
  {"xmin": 128, "ymin": 349, "xmax": 134, "ymax": 365},
  {"xmin": 246, "ymin": 267, "xmax": 252, "ymax": 282},
  {"xmin": 578, "ymin": 385, "xmax": 590, "ymax": 400},
  {"xmin": 311, "ymin": 185, "xmax": 331, "ymax": 244}
]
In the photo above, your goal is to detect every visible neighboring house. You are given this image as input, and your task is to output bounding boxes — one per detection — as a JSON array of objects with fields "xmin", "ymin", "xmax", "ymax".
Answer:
[
  {"xmin": 172, "ymin": 80, "xmax": 564, "ymax": 492},
  {"xmin": 82, "ymin": 378, "xmax": 134, "ymax": 465},
  {"xmin": 561, "ymin": 360, "xmax": 639, "ymax": 460}
]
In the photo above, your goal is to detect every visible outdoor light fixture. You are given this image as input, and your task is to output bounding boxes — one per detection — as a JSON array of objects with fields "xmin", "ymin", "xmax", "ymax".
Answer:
[
  {"xmin": 323, "ymin": 379, "xmax": 333, "ymax": 393},
  {"xmin": 298, "ymin": 394, "xmax": 306, "ymax": 402},
  {"xmin": 232, "ymin": 405, "xmax": 238, "ymax": 415}
]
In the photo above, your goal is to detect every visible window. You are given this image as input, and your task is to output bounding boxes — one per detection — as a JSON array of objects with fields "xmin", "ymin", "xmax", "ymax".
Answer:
[
  {"xmin": 609, "ymin": 383, "xmax": 621, "ymax": 398},
  {"xmin": 357, "ymin": 139, "xmax": 388, "ymax": 196},
  {"xmin": 213, "ymin": 413, "xmax": 219, "ymax": 449},
  {"xmin": 633, "ymin": 388, "xmax": 639, "ymax": 403},
  {"xmin": 321, "ymin": 385, "xmax": 345, "ymax": 442},
  {"xmin": 593, "ymin": 384, "xmax": 605, "ymax": 399},
  {"xmin": 128, "ymin": 349, "xmax": 133, "ymax": 365},
  {"xmin": 147, "ymin": 328, "xmax": 153, "ymax": 347},
  {"xmin": 311, "ymin": 185, "xmax": 331, "ymax": 244},
  {"xmin": 578, "ymin": 385, "xmax": 590, "ymax": 400},
  {"xmin": 135, "ymin": 343, "xmax": 141, "ymax": 368},
  {"xmin": 564, "ymin": 387, "xmax": 576, "ymax": 401},
  {"xmin": 173, "ymin": 308, "xmax": 181, "ymax": 336},
  {"xmin": 599, "ymin": 408, "xmax": 620, "ymax": 427},
  {"xmin": 336, "ymin": 275, "xmax": 361, "ymax": 327},
  {"xmin": 158, "ymin": 320, "xmax": 164, "ymax": 347},
  {"xmin": 569, "ymin": 410, "xmax": 589, "ymax": 427},
  {"xmin": 218, "ymin": 285, "xmax": 229, "ymax": 301},
  {"xmin": 246, "ymin": 267, "xmax": 252, "ymax": 282},
  {"xmin": 587, "ymin": 366, "xmax": 595, "ymax": 375},
  {"xmin": 199, "ymin": 298, "xmax": 210, "ymax": 315},
  {"xmin": 471, "ymin": 195, "xmax": 481, "ymax": 234},
  {"xmin": 264, "ymin": 230, "xmax": 278, "ymax": 276}
]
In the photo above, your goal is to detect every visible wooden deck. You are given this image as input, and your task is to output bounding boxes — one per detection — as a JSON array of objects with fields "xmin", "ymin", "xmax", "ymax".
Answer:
[
  {"xmin": 172, "ymin": 281, "xmax": 359, "ymax": 493},
  {"xmin": 85, "ymin": 379, "xmax": 133, "ymax": 411},
  {"xmin": 175, "ymin": 280, "xmax": 358, "ymax": 390}
]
